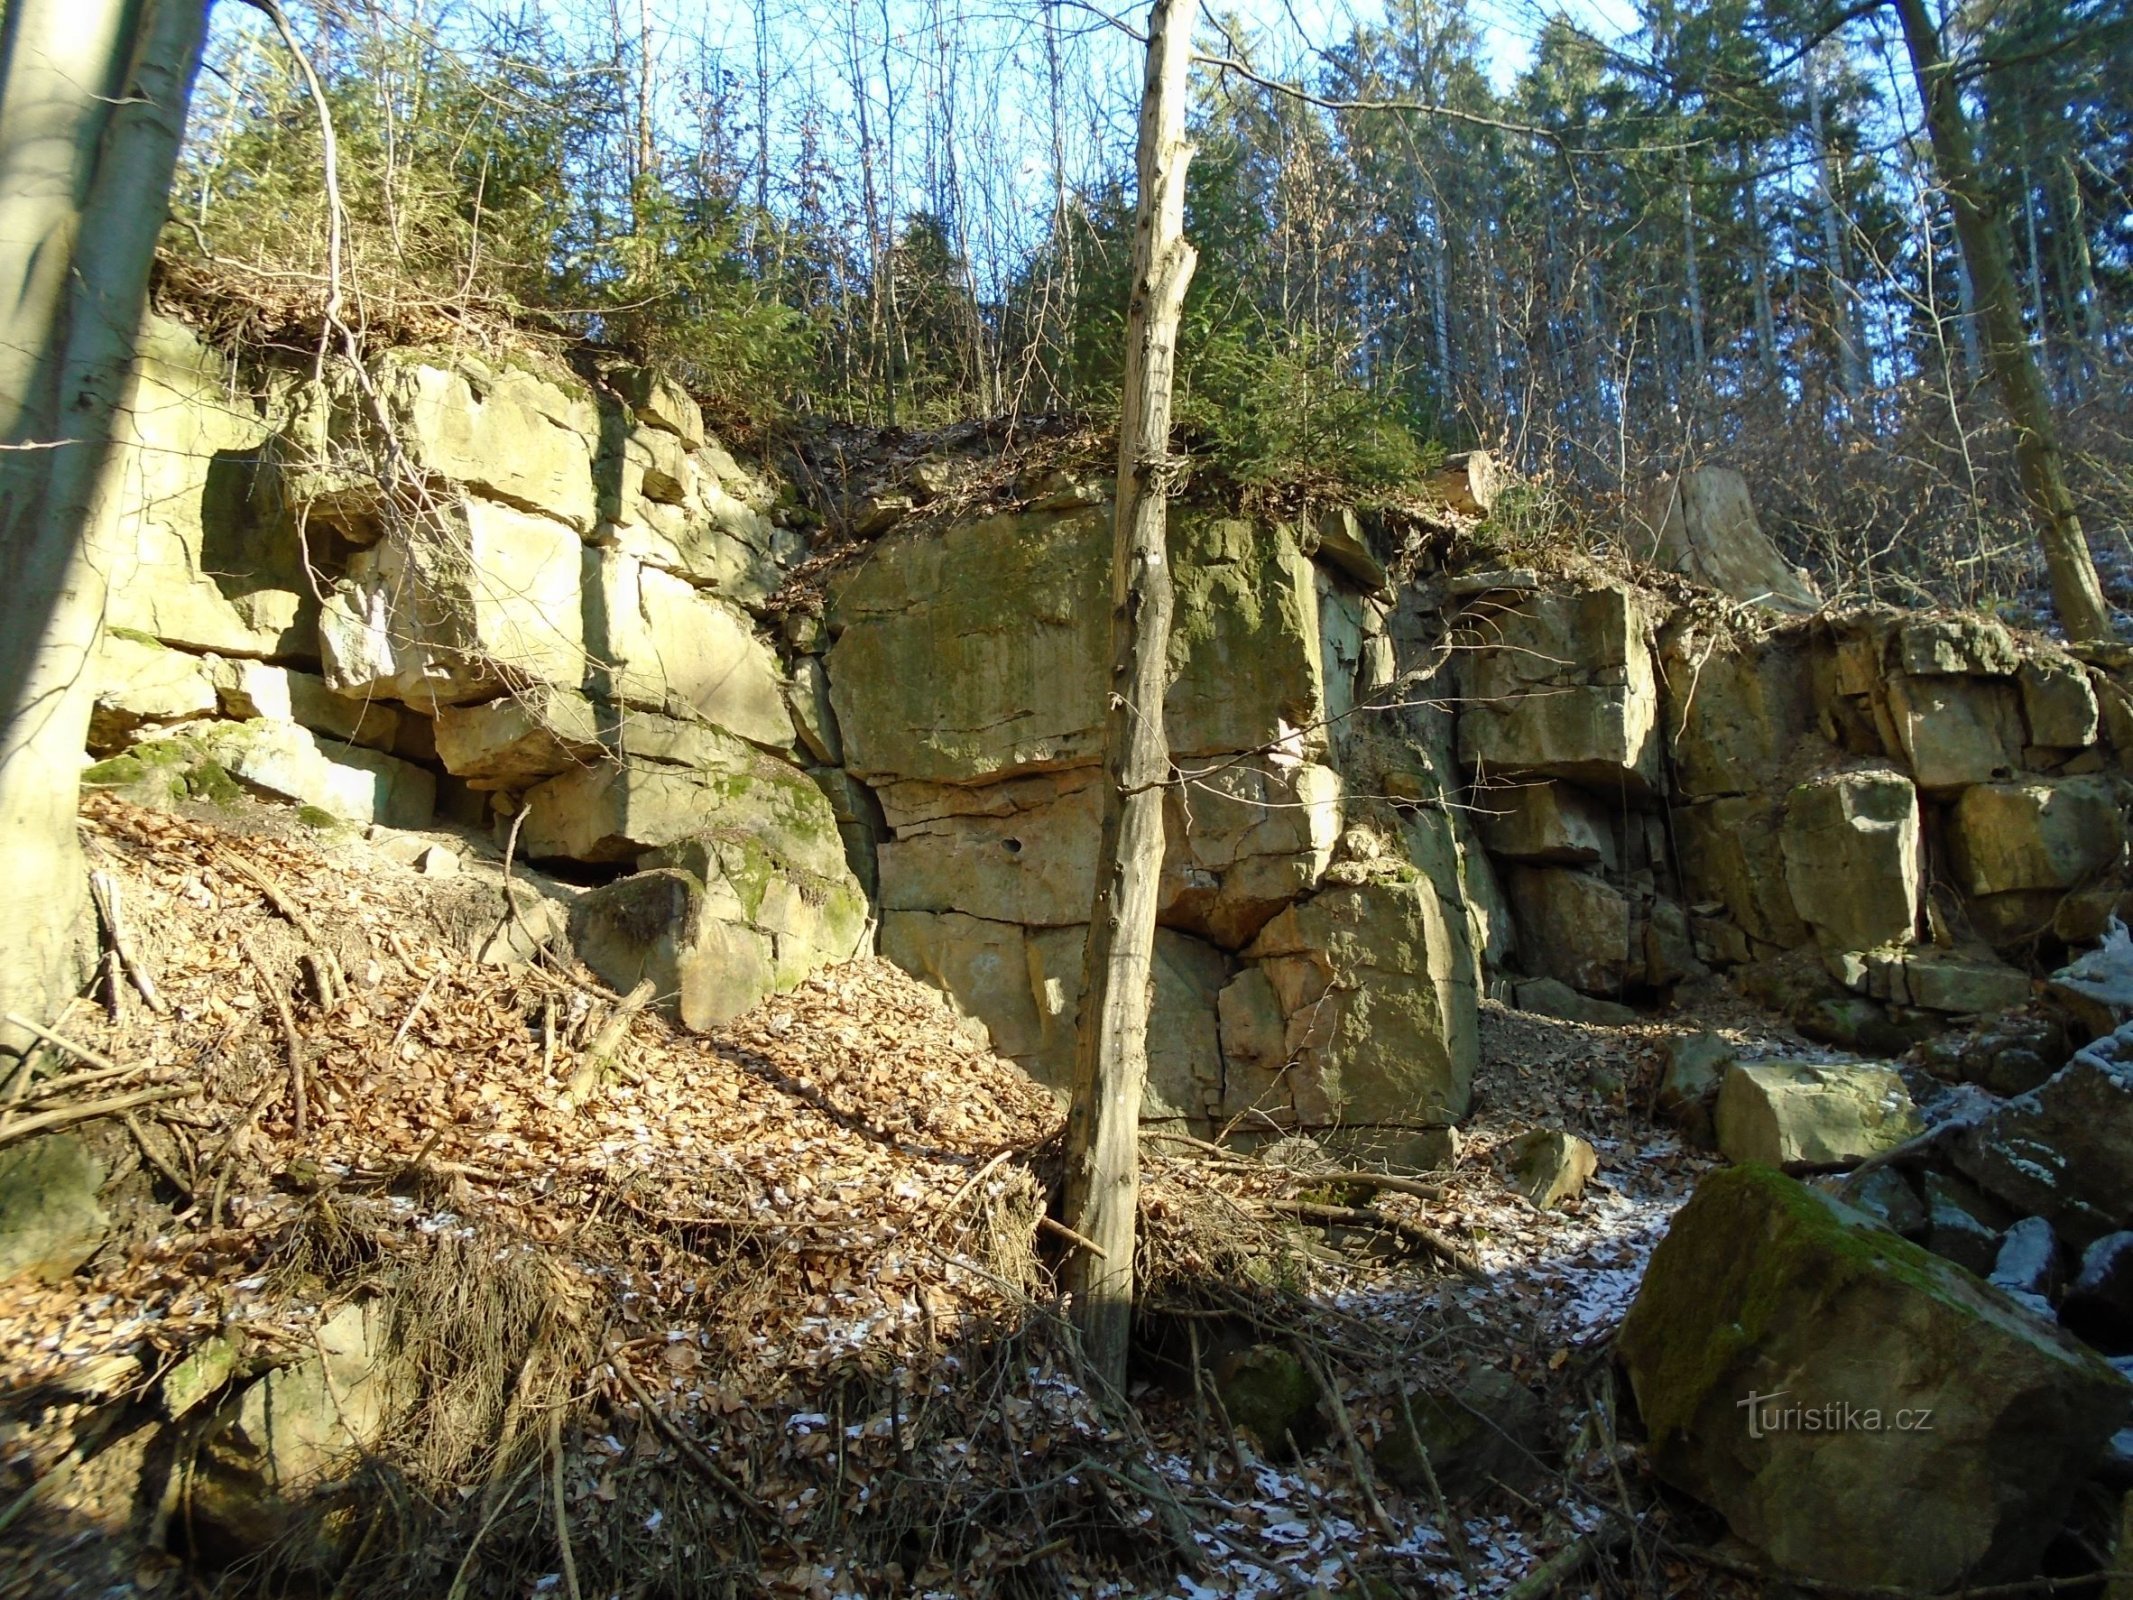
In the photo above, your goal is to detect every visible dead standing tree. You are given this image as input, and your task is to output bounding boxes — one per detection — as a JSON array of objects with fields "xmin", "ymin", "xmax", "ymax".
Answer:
[{"xmin": 1059, "ymin": 0, "xmax": 1198, "ymax": 1391}]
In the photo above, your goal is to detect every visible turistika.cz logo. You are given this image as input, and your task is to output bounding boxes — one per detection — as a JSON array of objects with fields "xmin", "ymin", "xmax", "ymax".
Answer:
[{"xmin": 1737, "ymin": 1390, "xmax": 1935, "ymax": 1439}]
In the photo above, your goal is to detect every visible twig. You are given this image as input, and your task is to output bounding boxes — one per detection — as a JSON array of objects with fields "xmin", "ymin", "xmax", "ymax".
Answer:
[
  {"xmin": 1295, "ymin": 1340, "xmax": 1396, "ymax": 1540},
  {"xmin": 20, "ymin": 1059, "xmax": 163, "ymax": 1103},
  {"xmin": 123, "ymin": 1112, "xmax": 192, "ymax": 1193},
  {"xmin": 202, "ymin": 1080, "xmax": 281, "ymax": 1227},
  {"xmin": 89, "ymin": 869, "xmax": 166, "ymax": 1014},
  {"xmin": 1502, "ymin": 1521, "xmax": 1628, "ymax": 1600},
  {"xmin": 0, "ymin": 1085, "xmax": 188, "ymax": 1149},
  {"xmin": 1398, "ymin": 1385, "xmax": 1479, "ymax": 1590},
  {"xmin": 612, "ymin": 1359, "xmax": 768, "ymax": 1514},
  {"xmin": 216, "ymin": 848, "xmax": 343, "ymax": 1004},
  {"xmin": 566, "ymin": 979, "xmax": 654, "ymax": 1103},
  {"xmin": 241, "ymin": 934, "xmax": 306, "ymax": 1140},
  {"xmin": 926, "ymin": 1147, "xmax": 1014, "ymax": 1242},
  {"xmin": 1, "ymin": 1012, "xmax": 123, "ymax": 1075},
  {"xmin": 1259, "ymin": 1199, "xmax": 1485, "ymax": 1279},
  {"xmin": 1038, "ymin": 1213, "xmax": 1108, "ymax": 1259},
  {"xmin": 443, "ymin": 1455, "xmax": 541, "ymax": 1600},
  {"xmin": 547, "ymin": 1408, "xmax": 582, "ymax": 1600},
  {"xmin": 386, "ymin": 973, "xmax": 438, "ymax": 1065}
]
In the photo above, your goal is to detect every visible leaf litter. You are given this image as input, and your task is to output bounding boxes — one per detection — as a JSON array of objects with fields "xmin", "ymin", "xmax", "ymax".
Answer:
[{"xmin": 0, "ymin": 793, "xmax": 1775, "ymax": 1599}]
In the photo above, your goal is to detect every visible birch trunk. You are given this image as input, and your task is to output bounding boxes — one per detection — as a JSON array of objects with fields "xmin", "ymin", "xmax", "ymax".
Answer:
[
  {"xmin": 1060, "ymin": 0, "xmax": 1196, "ymax": 1393},
  {"xmin": 0, "ymin": 0, "xmax": 209, "ymax": 1057},
  {"xmin": 1892, "ymin": 0, "xmax": 2113, "ymax": 644}
]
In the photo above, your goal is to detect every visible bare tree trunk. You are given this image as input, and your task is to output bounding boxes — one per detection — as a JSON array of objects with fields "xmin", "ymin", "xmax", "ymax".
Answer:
[
  {"xmin": 0, "ymin": 0, "xmax": 209, "ymax": 1056},
  {"xmin": 1060, "ymin": 0, "xmax": 1196, "ymax": 1394},
  {"xmin": 1891, "ymin": 0, "xmax": 2113, "ymax": 643}
]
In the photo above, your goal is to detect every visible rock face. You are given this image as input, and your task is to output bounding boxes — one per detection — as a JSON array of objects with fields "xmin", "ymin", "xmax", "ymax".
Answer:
[
  {"xmin": 1620, "ymin": 1165, "xmax": 2131, "ymax": 1591},
  {"xmin": 1954, "ymin": 1022, "xmax": 2133, "ymax": 1246},
  {"xmin": 1780, "ymin": 769, "xmax": 1922, "ymax": 953}
]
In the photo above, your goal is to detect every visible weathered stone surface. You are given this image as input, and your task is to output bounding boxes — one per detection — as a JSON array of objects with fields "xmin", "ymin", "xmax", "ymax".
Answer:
[
  {"xmin": 1619, "ymin": 1164, "xmax": 2131, "ymax": 1590},
  {"xmin": 1455, "ymin": 585, "xmax": 1661, "ymax": 794},
  {"xmin": 0, "ymin": 1136, "xmax": 109, "ymax": 1283},
  {"xmin": 1636, "ymin": 468, "xmax": 1820, "ymax": 612},
  {"xmin": 569, "ymin": 837, "xmax": 867, "ymax": 1033},
  {"xmin": 1215, "ymin": 1345, "xmax": 1319, "ymax": 1454},
  {"xmin": 1476, "ymin": 780, "xmax": 1616, "ymax": 866},
  {"xmin": 194, "ymin": 1300, "xmax": 413, "ymax": 1550},
  {"xmin": 1504, "ymin": 866, "xmax": 1633, "ymax": 996},
  {"xmin": 1919, "ymin": 1014, "xmax": 2069, "ymax": 1097},
  {"xmin": 1897, "ymin": 617, "xmax": 2021, "ymax": 679},
  {"xmin": 179, "ymin": 720, "xmax": 435, "ymax": 828},
  {"xmin": 371, "ymin": 353, "xmax": 598, "ymax": 531},
  {"xmin": 1661, "ymin": 628, "xmax": 1826, "ymax": 800},
  {"xmin": 1504, "ymin": 1128, "xmax": 1597, "ymax": 1208},
  {"xmin": 209, "ymin": 657, "xmax": 400, "ymax": 751},
  {"xmin": 1843, "ymin": 947, "xmax": 2031, "ymax": 1016},
  {"xmin": 1301, "ymin": 507, "xmax": 1387, "ymax": 591},
  {"xmin": 601, "ymin": 561, "xmax": 794, "ymax": 745},
  {"xmin": 1990, "ymin": 1216, "xmax": 2062, "ymax": 1306},
  {"xmin": 1163, "ymin": 760, "xmax": 1344, "ymax": 948},
  {"xmin": 1884, "ymin": 674, "xmax": 2025, "ymax": 794},
  {"xmin": 879, "ymin": 913, "xmax": 1226, "ymax": 1121},
  {"xmin": 612, "ymin": 366, "xmax": 705, "ymax": 446},
  {"xmin": 433, "ymin": 688, "xmax": 607, "ymax": 788},
  {"xmin": 320, "ymin": 497, "xmax": 590, "ymax": 708},
  {"xmin": 787, "ymin": 656, "xmax": 842, "ymax": 765},
  {"xmin": 88, "ymin": 633, "xmax": 218, "ymax": 752},
  {"xmin": 2021, "ymin": 657, "xmax": 2101, "ymax": 748},
  {"xmin": 100, "ymin": 314, "xmax": 312, "ymax": 657},
  {"xmin": 1678, "ymin": 797, "xmax": 1810, "ymax": 951},
  {"xmin": 1955, "ymin": 1023, "xmax": 2133, "ymax": 1246},
  {"xmin": 1922, "ymin": 1171, "xmax": 2007, "ymax": 1277},
  {"xmin": 519, "ymin": 714, "xmax": 840, "ymax": 867},
  {"xmin": 2047, "ymin": 926, "xmax": 2133, "ymax": 1038},
  {"xmin": 830, "ymin": 508, "xmax": 1324, "ymax": 785},
  {"xmin": 1780, "ymin": 768, "xmax": 1921, "ymax": 953},
  {"xmin": 1241, "ymin": 878, "xmax": 1478, "ymax": 1128},
  {"xmin": 1715, "ymin": 1060, "xmax": 1922, "ymax": 1170},
  {"xmin": 1513, "ymin": 976, "xmax": 1638, "ymax": 1026},
  {"xmin": 1949, "ymin": 777, "xmax": 2123, "ymax": 896},
  {"xmin": 1839, "ymin": 1165, "xmax": 1927, "ymax": 1237}
]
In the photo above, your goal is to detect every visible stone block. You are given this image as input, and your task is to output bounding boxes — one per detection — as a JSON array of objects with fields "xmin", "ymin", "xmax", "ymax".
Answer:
[
  {"xmin": 88, "ymin": 633, "xmax": 217, "ymax": 752},
  {"xmin": 1504, "ymin": 866, "xmax": 1634, "ymax": 996},
  {"xmin": 1714, "ymin": 1059, "xmax": 1922, "ymax": 1170},
  {"xmin": 1949, "ymin": 777, "xmax": 2123, "ymax": 896},
  {"xmin": 1476, "ymin": 780, "xmax": 1617, "ymax": 867},
  {"xmin": 1780, "ymin": 768, "xmax": 1921, "ymax": 952},
  {"xmin": 1885, "ymin": 674, "xmax": 2024, "ymax": 794}
]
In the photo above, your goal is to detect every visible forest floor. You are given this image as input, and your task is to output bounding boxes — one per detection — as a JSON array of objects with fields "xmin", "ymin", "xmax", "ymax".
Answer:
[{"xmin": 0, "ymin": 792, "xmax": 1836, "ymax": 1599}]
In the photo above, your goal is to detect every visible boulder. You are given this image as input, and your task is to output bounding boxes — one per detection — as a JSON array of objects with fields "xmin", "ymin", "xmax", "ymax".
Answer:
[
  {"xmin": 1476, "ymin": 780, "xmax": 1617, "ymax": 867},
  {"xmin": 1454, "ymin": 585, "xmax": 1661, "ymax": 795},
  {"xmin": 1513, "ymin": 976, "xmax": 1638, "ymax": 1026},
  {"xmin": 1659, "ymin": 1032, "xmax": 1735, "ymax": 1142},
  {"xmin": 1990, "ymin": 1217, "xmax": 2063, "ymax": 1308},
  {"xmin": 0, "ymin": 1136, "xmax": 110, "ymax": 1283},
  {"xmin": 569, "ymin": 835, "xmax": 868, "ymax": 1033},
  {"xmin": 1635, "ymin": 468, "xmax": 1820, "ymax": 612},
  {"xmin": 611, "ymin": 366, "xmax": 705, "ymax": 446},
  {"xmin": 181, "ymin": 719, "xmax": 435, "ymax": 828},
  {"xmin": 87, "ymin": 633, "xmax": 219, "ymax": 752},
  {"xmin": 1896, "ymin": 617, "xmax": 2020, "ymax": 679},
  {"xmin": 1884, "ymin": 674, "xmax": 2025, "ymax": 795},
  {"xmin": 193, "ymin": 1300, "xmax": 414, "ymax": 1554},
  {"xmin": 1838, "ymin": 1166, "xmax": 1927, "ymax": 1237},
  {"xmin": 518, "ymin": 715, "xmax": 838, "ymax": 867},
  {"xmin": 1214, "ymin": 1345, "xmax": 1320, "ymax": 1454},
  {"xmin": 1715, "ymin": 1060, "xmax": 1922, "ymax": 1170},
  {"xmin": 1780, "ymin": 768, "xmax": 1921, "ymax": 953},
  {"xmin": 2062, "ymin": 1233, "xmax": 2133, "ymax": 1353},
  {"xmin": 1918, "ymin": 1014, "xmax": 2069, "ymax": 1097},
  {"xmin": 1503, "ymin": 1128, "xmax": 1597, "ymax": 1208},
  {"xmin": 1619, "ymin": 1164, "xmax": 2131, "ymax": 1590},
  {"xmin": 1953, "ymin": 1023, "xmax": 2133, "ymax": 1247},
  {"xmin": 1373, "ymin": 1369, "xmax": 1551, "ymax": 1497},
  {"xmin": 1922, "ymin": 1171, "xmax": 2007, "ymax": 1277},
  {"xmin": 1948, "ymin": 777, "xmax": 2123, "ymax": 896},
  {"xmin": 2046, "ymin": 924, "xmax": 2133, "ymax": 1038},
  {"xmin": 1504, "ymin": 866, "xmax": 1633, "ymax": 996},
  {"xmin": 1241, "ymin": 878, "xmax": 1479, "ymax": 1130}
]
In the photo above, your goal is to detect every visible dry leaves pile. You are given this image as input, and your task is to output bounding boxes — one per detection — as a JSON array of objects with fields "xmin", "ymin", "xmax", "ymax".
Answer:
[{"xmin": 2, "ymin": 794, "xmax": 1759, "ymax": 1600}]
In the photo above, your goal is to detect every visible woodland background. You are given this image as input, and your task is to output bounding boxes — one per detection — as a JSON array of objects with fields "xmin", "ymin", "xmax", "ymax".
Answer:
[{"xmin": 168, "ymin": 0, "xmax": 2133, "ymax": 612}]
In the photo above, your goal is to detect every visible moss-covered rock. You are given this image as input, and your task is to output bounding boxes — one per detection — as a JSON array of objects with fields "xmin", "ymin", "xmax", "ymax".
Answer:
[
  {"xmin": 0, "ymin": 1135, "xmax": 110, "ymax": 1283},
  {"xmin": 1619, "ymin": 1164, "xmax": 2130, "ymax": 1590},
  {"xmin": 1213, "ymin": 1344, "xmax": 1319, "ymax": 1454}
]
